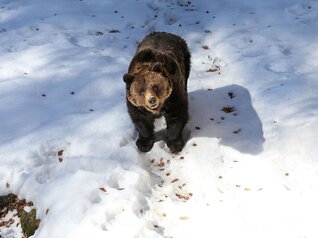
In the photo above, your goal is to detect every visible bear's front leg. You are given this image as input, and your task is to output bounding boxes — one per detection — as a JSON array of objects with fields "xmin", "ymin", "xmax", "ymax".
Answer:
[
  {"xmin": 134, "ymin": 119, "xmax": 155, "ymax": 152},
  {"xmin": 165, "ymin": 115, "xmax": 187, "ymax": 153}
]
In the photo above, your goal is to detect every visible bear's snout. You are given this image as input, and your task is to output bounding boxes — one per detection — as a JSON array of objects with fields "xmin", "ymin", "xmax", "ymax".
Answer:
[{"xmin": 148, "ymin": 97, "xmax": 157, "ymax": 105}]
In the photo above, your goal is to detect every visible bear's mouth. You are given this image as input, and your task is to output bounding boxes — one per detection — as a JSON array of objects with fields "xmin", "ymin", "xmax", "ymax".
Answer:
[
  {"xmin": 148, "ymin": 103, "xmax": 159, "ymax": 110},
  {"xmin": 146, "ymin": 102, "xmax": 161, "ymax": 111}
]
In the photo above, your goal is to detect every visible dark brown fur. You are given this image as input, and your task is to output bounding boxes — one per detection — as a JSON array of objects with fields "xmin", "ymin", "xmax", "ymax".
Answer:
[{"xmin": 123, "ymin": 32, "xmax": 191, "ymax": 153}]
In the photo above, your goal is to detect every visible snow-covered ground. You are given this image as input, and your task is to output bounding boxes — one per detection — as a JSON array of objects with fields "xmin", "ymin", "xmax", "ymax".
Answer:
[{"xmin": 1, "ymin": 0, "xmax": 318, "ymax": 237}]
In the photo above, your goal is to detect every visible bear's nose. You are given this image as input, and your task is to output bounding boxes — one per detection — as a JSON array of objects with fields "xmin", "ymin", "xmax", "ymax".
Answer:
[{"xmin": 148, "ymin": 97, "xmax": 157, "ymax": 105}]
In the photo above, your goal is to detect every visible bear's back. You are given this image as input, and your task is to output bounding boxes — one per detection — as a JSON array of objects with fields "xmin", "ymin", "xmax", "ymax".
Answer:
[
  {"xmin": 137, "ymin": 32, "xmax": 184, "ymax": 53},
  {"xmin": 137, "ymin": 32, "xmax": 190, "ymax": 81}
]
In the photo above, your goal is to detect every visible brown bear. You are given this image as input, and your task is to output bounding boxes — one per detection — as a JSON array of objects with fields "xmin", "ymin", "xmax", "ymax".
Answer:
[{"xmin": 123, "ymin": 32, "xmax": 190, "ymax": 153}]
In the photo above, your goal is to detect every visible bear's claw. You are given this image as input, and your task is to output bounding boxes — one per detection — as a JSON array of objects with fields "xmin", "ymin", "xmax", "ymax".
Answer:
[
  {"xmin": 136, "ymin": 137, "xmax": 155, "ymax": 152},
  {"xmin": 167, "ymin": 137, "xmax": 184, "ymax": 154}
]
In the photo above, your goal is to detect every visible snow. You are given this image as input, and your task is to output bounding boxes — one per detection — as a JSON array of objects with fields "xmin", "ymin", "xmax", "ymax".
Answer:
[
  {"xmin": 0, "ymin": 0, "xmax": 318, "ymax": 237},
  {"xmin": 1, "ymin": 210, "xmax": 24, "ymax": 238}
]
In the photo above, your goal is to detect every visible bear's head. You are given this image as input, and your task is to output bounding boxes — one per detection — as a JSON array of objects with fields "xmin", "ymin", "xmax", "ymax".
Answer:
[{"xmin": 123, "ymin": 62, "xmax": 172, "ymax": 113}]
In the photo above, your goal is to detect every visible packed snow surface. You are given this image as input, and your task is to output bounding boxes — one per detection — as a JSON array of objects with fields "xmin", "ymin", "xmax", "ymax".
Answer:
[{"xmin": 1, "ymin": 0, "xmax": 318, "ymax": 237}]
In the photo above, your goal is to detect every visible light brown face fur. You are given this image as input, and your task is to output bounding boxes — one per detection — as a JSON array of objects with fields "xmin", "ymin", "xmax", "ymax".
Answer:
[{"xmin": 127, "ymin": 71, "xmax": 172, "ymax": 113}]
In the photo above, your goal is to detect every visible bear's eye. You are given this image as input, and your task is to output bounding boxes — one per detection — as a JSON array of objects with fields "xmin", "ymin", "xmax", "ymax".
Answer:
[
  {"xmin": 152, "ymin": 85, "xmax": 158, "ymax": 92},
  {"xmin": 139, "ymin": 88, "xmax": 145, "ymax": 94}
]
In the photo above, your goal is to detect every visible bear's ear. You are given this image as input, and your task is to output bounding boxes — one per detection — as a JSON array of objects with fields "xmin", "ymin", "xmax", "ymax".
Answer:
[
  {"xmin": 123, "ymin": 73, "xmax": 135, "ymax": 84},
  {"xmin": 152, "ymin": 62, "xmax": 163, "ymax": 73}
]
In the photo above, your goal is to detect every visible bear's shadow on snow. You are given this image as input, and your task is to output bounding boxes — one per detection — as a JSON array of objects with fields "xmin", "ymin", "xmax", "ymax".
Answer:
[{"xmin": 185, "ymin": 84, "xmax": 265, "ymax": 155}]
